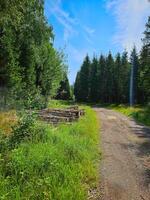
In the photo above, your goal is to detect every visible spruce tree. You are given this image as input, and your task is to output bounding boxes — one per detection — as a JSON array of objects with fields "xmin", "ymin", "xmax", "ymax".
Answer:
[
  {"xmin": 97, "ymin": 54, "xmax": 106, "ymax": 103},
  {"xmin": 139, "ymin": 16, "xmax": 150, "ymax": 103},
  {"xmin": 74, "ymin": 72, "xmax": 81, "ymax": 101},
  {"xmin": 77, "ymin": 55, "xmax": 91, "ymax": 102},
  {"xmin": 105, "ymin": 52, "xmax": 115, "ymax": 103},
  {"xmin": 130, "ymin": 47, "xmax": 139, "ymax": 106},
  {"xmin": 55, "ymin": 73, "xmax": 71, "ymax": 100},
  {"xmin": 114, "ymin": 53, "xmax": 121, "ymax": 103},
  {"xmin": 121, "ymin": 51, "xmax": 130, "ymax": 103},
  {"xmin": 89, "ymin": 56, "xmax": 98, "ymax": 102}
]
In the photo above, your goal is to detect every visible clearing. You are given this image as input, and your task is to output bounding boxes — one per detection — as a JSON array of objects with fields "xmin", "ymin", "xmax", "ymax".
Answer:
[{"xmin": 95, "ymin": 108, "xmax": 150, "ymax": 200}]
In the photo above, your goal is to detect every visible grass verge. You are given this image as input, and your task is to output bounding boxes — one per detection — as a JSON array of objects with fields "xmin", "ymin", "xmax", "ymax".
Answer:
[
  {"xmin": 0, "ymin": 103, "xmax": 100, "ymax": 200},
  {"xmin": 108, "ymin": 104, "xmax": 150, "ymax": 127}
]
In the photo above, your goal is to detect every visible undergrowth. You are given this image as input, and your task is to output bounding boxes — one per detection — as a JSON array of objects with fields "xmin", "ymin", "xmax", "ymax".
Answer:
[
  {"xmin": 0, "ymin": 104, "xmax": 100, "ymax": 200},
  {"xmin": 48, "ymin": 99, "xmax": 75, "ymax": 108},
  {"xmin": 0, "ymin": 110, "xmax": 17, "ymax": 135}
]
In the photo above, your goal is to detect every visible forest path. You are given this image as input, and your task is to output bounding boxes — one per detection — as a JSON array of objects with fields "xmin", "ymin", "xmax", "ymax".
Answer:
[{"xmin": 95, "ymin": 108, "xmax": 150, "ymax": 200}]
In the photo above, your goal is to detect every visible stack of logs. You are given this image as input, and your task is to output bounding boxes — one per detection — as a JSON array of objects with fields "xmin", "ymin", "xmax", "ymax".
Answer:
[{"xmin": 38, "ymin": 106, "xmax": 85, "ymax": 125}]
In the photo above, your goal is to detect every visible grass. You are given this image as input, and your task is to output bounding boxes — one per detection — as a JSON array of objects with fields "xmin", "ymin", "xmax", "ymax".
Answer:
[
  {"xmin": 0, "ymin": 110, "xmax": 17, "ymax": 135},
  {"xmin": 0, "ymin": 101, "xmax": 100, "ymax": 200},
  {"xmin": 108, "ymin": 104, "xmax": 150, "ymax": 126}
]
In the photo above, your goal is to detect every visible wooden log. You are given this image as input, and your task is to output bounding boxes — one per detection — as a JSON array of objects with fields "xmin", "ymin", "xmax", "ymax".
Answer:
[{"xmin": 38, "ymin": 107, "xmax": 85, "ymax": 124}]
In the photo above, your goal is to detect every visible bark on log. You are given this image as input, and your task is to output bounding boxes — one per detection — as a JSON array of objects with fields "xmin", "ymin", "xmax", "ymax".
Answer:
[{"xmin": 38, "ymin": 107, "xmax": 85, "ymax": 125}]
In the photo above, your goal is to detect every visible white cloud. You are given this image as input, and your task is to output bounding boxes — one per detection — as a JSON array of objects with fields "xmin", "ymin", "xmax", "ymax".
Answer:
[
  {"xmin": 106, "ymin": 0, "xmax": 150, "ymax": 52},
  {"xmin": 84, "ymin": 26, "xmax": 95, "ymax": 35},
  {"xmin": 45, "ymin": 0, "xmax": 95, "ymax": 44},
  {"xmin": 45, "ymin": 0, "xmax": 78, "ymax": 42}
]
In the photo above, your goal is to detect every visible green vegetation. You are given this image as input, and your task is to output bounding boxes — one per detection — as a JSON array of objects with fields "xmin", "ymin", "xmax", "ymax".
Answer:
[
  {"xmin": 74, "ymin": 17, "xmax": 150, "ymax": 105},
  {"xmin": 55, "ymin": 73, "xmax": 72, "ymax": 100},
  {"xmin": 0, "ymin": 110, "xmax": 17, "ymax": 135},
  {"xmin": 0, "ymin": 0, "xmax": 71, "ymax": 109},
  {"xmin": 0, "ymin": 103, "xmax": 100, "ymax": 200},
  {"xmin": 108, "ymin": 105, "xmax": 150, "ymax": 126},
  {"xmin": 48, "ymin": 99, "xmax": 75, "ymax": 108}
]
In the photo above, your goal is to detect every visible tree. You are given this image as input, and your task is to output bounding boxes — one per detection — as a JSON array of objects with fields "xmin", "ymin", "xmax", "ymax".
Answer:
[
  {"xmin": 130, "ymin": 47, "xmax": 139, "ymax": 106},
  {"xmin": 55, "ymin": 73, "xmax": 71, "ymax": 100},
  {"xmin": 105, "ymin": 52, "xmax": 115, "ymax": 103},
  {"xmin": 89, "ymin": 56, "xmax": 98, "ymax": 102},
  {"xmin": 96, "ymin": 55, "xmax": 106, "ymax": 103},
  {"xmin": 138, "ymin": 16, "xmax": 150, "ymax": 103},
  {"xmin": 0, "ymin": 0, "xmax": 65, "ymax": 108},
  {"xmin": 74, "ymin": 72, "xmax": 81, "ymax": 101},
  {"xmin": 121, "ymin": 51, "xmax": 130, "ymax": 103},
  {"xmin": 74, "ymin": 55, "xmax": 91, "ymax": 102}
]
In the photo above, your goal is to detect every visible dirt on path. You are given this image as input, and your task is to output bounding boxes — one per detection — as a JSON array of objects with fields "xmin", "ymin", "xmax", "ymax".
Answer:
[{"xmin": 95, "ymin": 108, "xmax": 150, "ymax": 200}]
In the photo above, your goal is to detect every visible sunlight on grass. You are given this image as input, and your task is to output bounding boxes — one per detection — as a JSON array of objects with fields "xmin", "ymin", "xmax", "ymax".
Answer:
[
  {"xmin": 108, "ymin": 104, "xmax": 150, "ymax": 126},
  {"xmin": 0, "ymin": 103, "xmax": 100, "ymax": 200},
  {"xmin": 0, "ymin": 110, "xmax": 17, "ymax": 135}
]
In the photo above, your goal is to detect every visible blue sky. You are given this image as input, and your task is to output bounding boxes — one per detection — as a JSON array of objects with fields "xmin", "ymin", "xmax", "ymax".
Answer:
[{"xmin": 44, "ymin": 0, "xmax": 150, "ymax": 84}]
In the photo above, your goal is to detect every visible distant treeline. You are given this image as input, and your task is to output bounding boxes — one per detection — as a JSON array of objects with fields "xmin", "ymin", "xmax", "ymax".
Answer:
[
  {"xmin": 74, "ymin": 17, "xmax": 150, "ymax": 105},
  {"xmin": 0, "ymin": 0, "xmax": 71, "ymax": 109}
]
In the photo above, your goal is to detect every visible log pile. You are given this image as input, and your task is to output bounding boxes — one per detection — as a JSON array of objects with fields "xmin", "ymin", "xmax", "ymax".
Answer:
[{"xmin": 38, "ymin": 106, "xmax": 85, "ymax": 124}]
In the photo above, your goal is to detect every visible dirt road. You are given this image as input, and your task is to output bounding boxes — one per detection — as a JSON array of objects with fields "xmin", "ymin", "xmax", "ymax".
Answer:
[{"xmin": 95, "ymin": 108, "xmax": 150, "ymax": 200}]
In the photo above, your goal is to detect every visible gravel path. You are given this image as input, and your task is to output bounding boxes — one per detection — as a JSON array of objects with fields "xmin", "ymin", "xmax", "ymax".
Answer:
[{"xmin": 95, "ymin": 108, "xmax": 150, "ymax": 200}]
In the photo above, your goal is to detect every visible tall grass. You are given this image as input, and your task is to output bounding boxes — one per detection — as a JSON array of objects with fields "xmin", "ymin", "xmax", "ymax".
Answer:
[
  {"xmin": 0, "ymin": 106, "xmax": 100, "ymax": 200},
  {"xmin": 108, "ymin": 104, "xmax": 150, "ymax": 126},
  {"xmin": 0, "ymin": 110, "xmax": 17, "ymax": 135}
]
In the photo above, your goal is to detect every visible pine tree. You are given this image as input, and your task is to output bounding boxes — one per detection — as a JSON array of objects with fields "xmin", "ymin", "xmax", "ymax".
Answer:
[
  {"xmin": 55, "ymin": 73, "xmax": 71, "ymax": 100},
  {"xmin": 114, "ymin": 53, "xmax": 121, "ymax": 103},
  {"xmin": 105, "ymin": 52, "xmax": 115, "ymax": 103},
  {"xmin": 121, "ymin": 51, "xmax": 130, "ymax": 103},
  {"xmin": 89, "ymin": 56, "xmax": 98, "ymax": 102},
  {"xmin": 139, "ymin": 16, "xmax": 150, "ymax": 103},
  {"xmin": 97, "ymin": 54, "xmax": 106, "ymax": 103},
  {"xmin": 74, "ymin": 72, "xmax": 81, "ymax": 101},
  {"xmin": 75, "ymin": 55, "xmax": 91, "ymax": 102}
]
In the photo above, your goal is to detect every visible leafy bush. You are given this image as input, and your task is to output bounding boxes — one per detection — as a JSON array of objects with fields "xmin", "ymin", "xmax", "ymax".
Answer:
[
  {"xmin": 9, "ymin": 112, "xmax": 36, "ymax": 148},
  {"xmin": 23, "ymin": 90, "xmax": 47, "ymax": 110}
]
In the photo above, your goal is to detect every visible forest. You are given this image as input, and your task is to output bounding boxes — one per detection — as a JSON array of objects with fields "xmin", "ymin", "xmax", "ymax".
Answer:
[
  {"xmin": 0, "ymin": 0, "xmax": 150, "ymax": 199},
  {"xmin": 74, "ymin": 17, "xmax": 150, "ymax": 105},
  {"xmin": 0, "ymin": 1, "xmax": 149, "ymax": 108},
  {"xmin": 0, "ymin": 0, "xmax": 71, "ymax": 109}
]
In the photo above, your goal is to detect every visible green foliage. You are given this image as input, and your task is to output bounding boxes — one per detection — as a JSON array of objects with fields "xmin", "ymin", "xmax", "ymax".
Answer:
[
  {"xmin": 130, "ymin": 47, "xmax": 139, "ymax": 106},
  {"xmin": 0, "ymin": 130, "xmax": 9, "ymax": 153},
  {"xmin": 0, "ymin": 0, "xmax": 66, "ymax": 109},
  {"xmin": 0, "ymin": 105, "xmax": 100, "ymax": 199},
  {"xmin": 48, "ymin": 99, "xmax": 75, "ymax": 108},
  {"xmin": 55, "ymin": 73, "xmax": 71, "ymax": 100},
  {"xmin": 74, "ymin": 17, "xmax": 150, "ymax": 105},
  {"xmin": 138, "ymin": 16, "xmax": 150, "ymax": 103},
  {"xmin": 9, "ymin": 112, "xmax": 36, "ymax": 148},
  {"xmin": 89, "ymin": 57, "xmax": 99, "ymax": 102},
  {"xmin": 74, "ymin": 55, "xmax": 91, "ymax": 102},
  {"xmin": 74, "ymin": 52, "xmax": 130, "ymax": 104}
]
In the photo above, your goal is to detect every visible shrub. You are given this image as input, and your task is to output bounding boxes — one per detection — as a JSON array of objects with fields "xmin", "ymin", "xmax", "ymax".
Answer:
[{"xmin": 9, "ymin": 112, "xmax": 36, "ymax": 148}]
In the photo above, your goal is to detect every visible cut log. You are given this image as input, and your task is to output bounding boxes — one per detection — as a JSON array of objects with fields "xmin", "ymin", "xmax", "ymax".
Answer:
[{"xmin": 38, "ymin": 107, "xmax": 85, "ymax": 125}]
